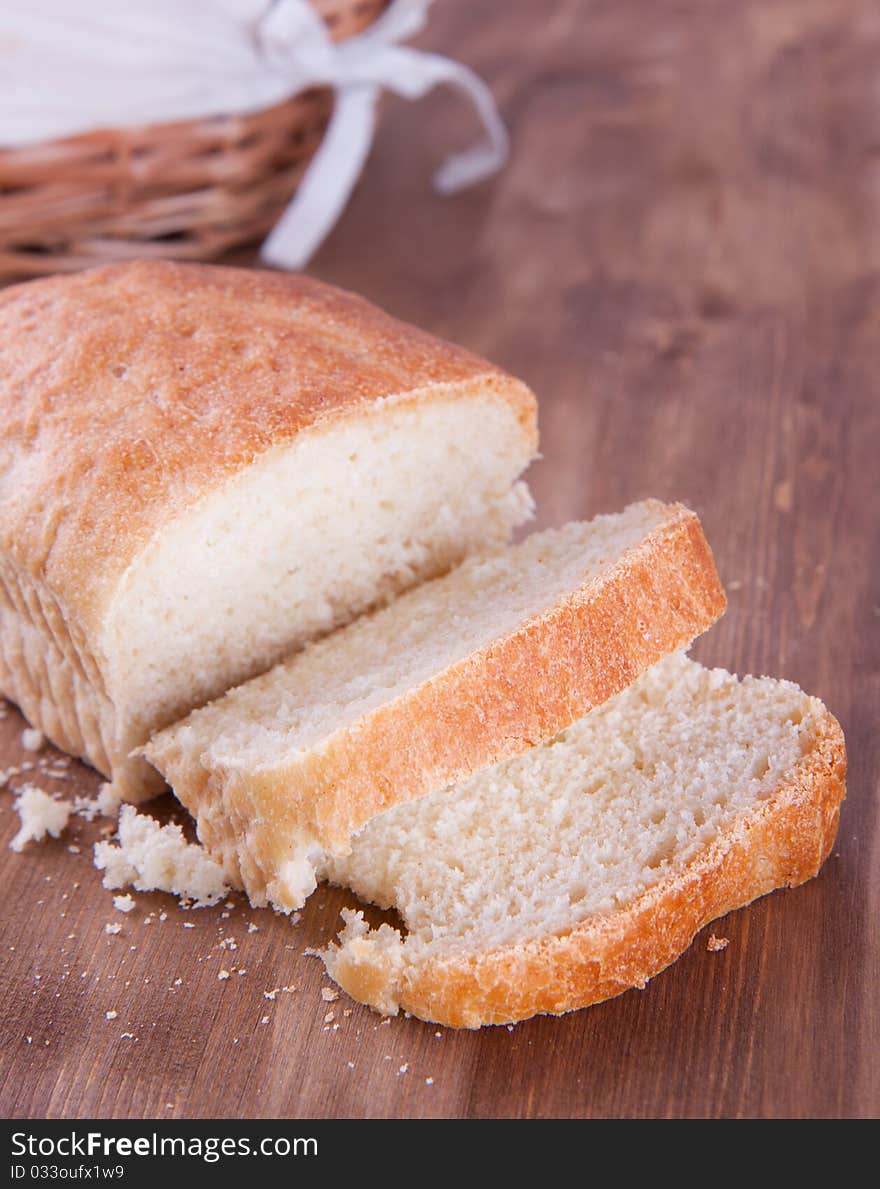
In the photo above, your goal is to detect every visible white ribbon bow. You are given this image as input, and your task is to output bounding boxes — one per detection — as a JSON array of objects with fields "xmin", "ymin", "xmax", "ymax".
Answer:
[{"xmin": 257, "ymin": 0, "xmax": 508, "ymax": 267}]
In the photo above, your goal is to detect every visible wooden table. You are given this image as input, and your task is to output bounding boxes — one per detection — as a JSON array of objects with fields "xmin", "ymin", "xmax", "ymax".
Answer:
[{"xmin": 1, "ymin": 0, "xmax": 877, "ymax": 1119}]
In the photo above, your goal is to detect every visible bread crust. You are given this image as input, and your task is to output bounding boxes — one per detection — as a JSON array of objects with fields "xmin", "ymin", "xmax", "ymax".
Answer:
[
  {"xmin": 327, "ymin": 703, "xmax": 845, "ymax": 1028},
  {"xmin": 148, "ymin": 503, "xmax": 727, "ymax": 908},
  {"xmin": 0, "ymin": 261, "xmax": 536, "ymax": 791}
]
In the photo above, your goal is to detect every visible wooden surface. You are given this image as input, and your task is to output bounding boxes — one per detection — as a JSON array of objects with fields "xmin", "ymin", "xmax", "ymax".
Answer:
[{"xmin": 1, "ymin": 0, "xmax": 877, "ymax": 1119}]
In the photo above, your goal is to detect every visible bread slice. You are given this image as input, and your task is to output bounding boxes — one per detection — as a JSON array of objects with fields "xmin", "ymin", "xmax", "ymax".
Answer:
[
  {"xmin": 145, "ymin": 500, "xmax": 725, "ymax": 912},
  {"xmin": 321, "ymin": 652, "xmax": 846, "ymax": 1028},
  {"xmin": 0, "ymin": 261, "xmax": 536, "ymax": 800}
]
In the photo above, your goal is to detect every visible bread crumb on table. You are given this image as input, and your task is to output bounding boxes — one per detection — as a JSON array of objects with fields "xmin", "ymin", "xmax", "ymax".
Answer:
[
  {"xmin": 113, "ymin": 893, "xmax": 136, "ymax": 914},
  {"xmin": 10, "ymin": 787, "xmax": 71, "ymax": 852},
  {"xmin": 73, "ymin": 784, "xmax": 121, "ymax": 823},
  {"xmin": 321, "ymin": 988, "xmax": 338, "ymax": 1002},
  {"xmin": 21, "ymin": 728, "xmax": 45, "ymax": 752},
  {"xmin": 94, "ymin": 805, "xmax": 229, "ymax": 907},
  {"xmin": 707, "ymin": 934, "xmax": 730, "ymax": 952}
]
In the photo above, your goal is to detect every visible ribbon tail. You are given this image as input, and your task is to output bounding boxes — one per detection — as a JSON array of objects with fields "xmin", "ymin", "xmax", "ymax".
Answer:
[
  {"xmin": 260, "ymin": 84, "xmax": 379, "ymax": 270},
  {"xmin": 422, "ymin": 54, "xmax": 509, "ymax": 195},
  {"xmin": 367, "ymin": 46, "xmax": 509, "ymax": 195}
]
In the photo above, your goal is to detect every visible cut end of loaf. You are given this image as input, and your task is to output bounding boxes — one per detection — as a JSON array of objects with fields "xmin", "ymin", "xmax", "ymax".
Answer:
[
  {"xmin": 108, "ymin": 388, "xmax": 536, "ymax": 767},
  {"xmin": 321, "ymin": 654, "xmax": 846, "ymax": 1027}
]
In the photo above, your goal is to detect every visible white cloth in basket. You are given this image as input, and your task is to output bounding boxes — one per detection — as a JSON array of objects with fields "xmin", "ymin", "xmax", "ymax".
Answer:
[{"xmin": 0, "ymin": 0, "xmax": 507, "ymax": 267}]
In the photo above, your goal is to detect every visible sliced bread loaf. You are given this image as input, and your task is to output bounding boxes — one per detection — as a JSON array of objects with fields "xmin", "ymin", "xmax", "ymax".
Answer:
[
  {"xmin": 321, "ymin": 652, "xmax": 845, "ymax": 1028},
  {"xmin": 0, "ymin": 262, "xmax": 536, "ymax": 800},
  {"xmin": 145, "ymin": 501, "xmax": 725, "ymax": 911}
]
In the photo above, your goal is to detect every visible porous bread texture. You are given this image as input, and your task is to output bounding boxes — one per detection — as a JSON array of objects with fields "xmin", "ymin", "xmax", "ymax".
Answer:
[
  {"xmin": 94, "ymin": 805, "xmax": 230, "ymax": 907},
  {"xmin": 321, "ymin": 653, "xmax": 846, "ymax": 1027},
  {"xmin": 145, "ymin": 501, "xmax": 726, "ymax": 912},
  {"xmin": 0, "ymin": 261, "xmax": 537, "ymax": 801}
]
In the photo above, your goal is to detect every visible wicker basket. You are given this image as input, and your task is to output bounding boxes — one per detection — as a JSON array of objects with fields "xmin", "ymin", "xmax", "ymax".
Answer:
[{"xmin": 0, "ymin": 0, "xmax": 388, "ymax": 281}]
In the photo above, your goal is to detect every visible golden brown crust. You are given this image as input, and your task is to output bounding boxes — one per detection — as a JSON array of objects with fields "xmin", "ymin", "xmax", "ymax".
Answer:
[
  {"xmin": 0, "ymin": 261, "xmax": 537, "ymax": 789},
  {"xmin": 149, "ymin": 503, "xmax": 727, "ymax": 907},
  {"xmin": 330, "ymin": 703, "xmax": 846, "ymax": 1028},
  {"xmin": 0, "ymin": 260, "xmax": 536, "ymax": 638}
]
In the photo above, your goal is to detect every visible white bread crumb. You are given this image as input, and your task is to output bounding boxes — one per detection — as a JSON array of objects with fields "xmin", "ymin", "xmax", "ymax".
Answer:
[
  {"xmin": 93, "ymin": 806, "xmax": 229, "ymax": 907},
  {"xmin": 96, "ymin": 783, "xmax": 122, "ymax": 818},
  {"xmin": 73, "ymin": 784, "xmax": 121, "ymax": 823},
  {"xmin": 72, "ymin": 797, "xmax": 100, "ymax": 823},
  {"xmin": 321, "ymin": 988, "xmax": 338, "ymax": 1002},
  {"xmin": 113, "ymin": 894, "xmax": 135, "ymax": 914},
  {"xmin": 707, "ymin": 934, "xmax": 730, "ymax": 952},
  {"xmin": 21, "ymin": 728, "xmax": 45, "ymax": 752},
  {"xmin": 105, "ymin": 1010, "xmax": 117, "ymax": 1020},
  {"xmin": 218, "ymin": 969, "xmax": 230, "ymax": 980},
  {"xmin": 10, "ymin": 787, "xmax": 71, "ymax": 851},
  {"xmin": 104, "ymin": 923, "xmax": 122, "ymax": 936}
]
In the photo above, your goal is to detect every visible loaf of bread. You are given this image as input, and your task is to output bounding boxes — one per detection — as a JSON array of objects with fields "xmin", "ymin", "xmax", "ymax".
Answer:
[
  {"xmin": 321, "ymin": 652, "xmax": 846, "ymax": 1027},
  {"xmin": 145, "ymin": 500, "xmax": 725, "ymax": 911},
  {"xmin": 0, "ymin": 261, "xmax": 537, "ymax": 800}
]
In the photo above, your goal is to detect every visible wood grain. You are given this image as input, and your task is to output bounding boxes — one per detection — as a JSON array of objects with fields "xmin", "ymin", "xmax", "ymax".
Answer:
[{"xmin": 0, "ymin": 0, "xmax": 877, "ymax": 1118}]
